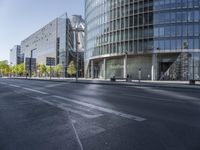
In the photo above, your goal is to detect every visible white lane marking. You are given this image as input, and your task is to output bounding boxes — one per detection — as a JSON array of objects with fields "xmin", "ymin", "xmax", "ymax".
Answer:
[
  {"xmin": 50, "ymin": 99, "xmax": 102, "ymax": 114},
  {"xmin": 45, "ymin": 83, "xmax": 69, "ymax": 88},
  {"xmin": 35, "ymin": 97, "xmax": 103, "ymax": 119},
  {"xmin": 122, "ymin": 93, "xmax": 186, "ymax": 103},
  {"xmin": 9, "ymin": 84, "xmax": 21, "ymax": 88},
  {"xmin": 68, "ymin": 112, "xmax": 84, "ymax": 150},
  {"xmin": 61, "ymin": 106, "xmax": 103, "ymax": 119},
  {"xmin": 23, "ymin": 88, "xmax": 48, "ymax": 95},
  {"xmin": 34, "ymin": 97, "xmax": 84, "ymax": 150},
  {"xmin": 133, "ymin": 86, "xmax": 199, "ymax": 101},
  {"xmin": 53, "ymin": 95, "xmax": 146, "ymax": 122}
]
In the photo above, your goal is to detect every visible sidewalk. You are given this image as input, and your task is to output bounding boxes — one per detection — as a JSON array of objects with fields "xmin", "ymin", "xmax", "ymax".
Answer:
[{"xmin": 6, "ymin": 77, "xmax": 200, "ymax": 89}]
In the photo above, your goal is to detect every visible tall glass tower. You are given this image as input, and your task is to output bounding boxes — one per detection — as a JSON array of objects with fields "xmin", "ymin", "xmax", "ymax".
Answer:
[{"xmin": 85, "ymin": 0, "xmax": 200, "ymax": 80}]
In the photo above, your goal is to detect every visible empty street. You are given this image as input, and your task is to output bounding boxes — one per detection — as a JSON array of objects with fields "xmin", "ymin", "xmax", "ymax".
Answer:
[{"xmin": 0, "ymin": 78, "xmax": 200, "ymax": 150}]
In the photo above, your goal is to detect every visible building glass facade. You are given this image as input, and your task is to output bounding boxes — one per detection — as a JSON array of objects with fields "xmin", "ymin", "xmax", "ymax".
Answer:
[
  {"xmin": 10, "ymin": 45, "xmax": 22, "ymax": 66},
  {"xmin": 85, "ymin": 0, "xmax": 200, "ymax": 80},
  {"xmin": 57, "ymin": 13, "xmax": 74, "ymax": 77}
]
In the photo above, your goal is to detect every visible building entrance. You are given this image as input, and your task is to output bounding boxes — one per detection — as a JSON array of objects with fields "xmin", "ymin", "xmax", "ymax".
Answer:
[{"xmin": 159, "ymin": 62, "xmax": 173, "ymax": 79}]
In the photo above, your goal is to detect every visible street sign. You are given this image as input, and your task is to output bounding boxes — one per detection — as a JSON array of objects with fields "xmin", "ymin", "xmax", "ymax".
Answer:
[
  {"xmin": 46, "ymin": 57, "xmax": 55, "ymax": 66},
  {"xmin": 25, "ymin": 58, "xmax": 36, "ymax": 71}
]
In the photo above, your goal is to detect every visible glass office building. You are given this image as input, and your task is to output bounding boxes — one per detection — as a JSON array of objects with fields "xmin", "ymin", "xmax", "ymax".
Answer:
[{"xmin": 85, "ymin": 0, "xmax": 200, "ymax": 80}]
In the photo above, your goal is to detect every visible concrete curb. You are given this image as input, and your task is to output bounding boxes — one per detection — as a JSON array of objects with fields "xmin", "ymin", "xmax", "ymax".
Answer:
[{"xmin": 7, "ymin": 77, "xmax": 200, "ymax": 90}]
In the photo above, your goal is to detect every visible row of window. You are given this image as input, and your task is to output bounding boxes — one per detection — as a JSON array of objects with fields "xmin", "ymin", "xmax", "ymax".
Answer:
[
  {"xmin": 87, "ymin": 1, "xmax": 200, "ymax": 25},
  {"xmin": 87, "ymin": 40, "xmax": 154, "ymax": 57},
  {"xmin": 86, "ymin": 38, "xmax": 200, "ymax": 59},
  {"xmin": 110, "ymin": 2, "xmax": 153, "ymax": 20},
  {"xmin": 88, "ymin": 14, "xmax": 153, "ymax": 35},
  {"xmin": 154, "ymin": 0, "xmax": 200, "ymax": 11},
  {"xmin": 154, "ymin": 10, "xmax": 200, "ymax": 24},
  {"xmin": 87, "ymin": 11, "xmax": 199, "ymax": 49},
  {"xmin": 87, "ymin": 23, "xmax": 200, "ymax": 56},
  {"xmin": 154, "ymin": 38, "xmax": 200, "ymax": 50},
  {"xmin": 154, "ymin": 23, "xmax": 200, "ymax": 37},
  {"xmin": 87, "ymin": 27, "xmax": 154, "ymax": 48}
]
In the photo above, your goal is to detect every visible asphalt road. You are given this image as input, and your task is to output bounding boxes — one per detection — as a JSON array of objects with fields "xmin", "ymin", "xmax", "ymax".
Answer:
[{"xmin": 0, "ymin": 78, "xmax": 200, "ymax": 150}]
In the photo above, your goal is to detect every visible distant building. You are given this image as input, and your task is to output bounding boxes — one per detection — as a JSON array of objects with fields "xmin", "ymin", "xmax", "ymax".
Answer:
[
  {"xmin": 20, "ymin": 13, "xmax": 85, "ymax": 77},
  {"xmin": 10, "ymin": 45, "xmax": 22, "ymax": 66},
  {"xmin": 70, "ymin": 15, "xmax": 85, "ymax": 77}
]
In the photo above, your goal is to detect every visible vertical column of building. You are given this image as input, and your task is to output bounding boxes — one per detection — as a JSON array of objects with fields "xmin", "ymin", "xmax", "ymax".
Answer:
[
  {"xmin": 91, "ymin": 60, "xmax": 94, "ymax": 78},
  {"xmin": 151, "ymin": 53, "xmax": 158, "ymax": 81},
  {"xmin": 84, "ymin": 61, "xmax": 90, "ymax": 78},
  {"xmin": 103, "ymin": 58, "xmax": 106, "ymax": 79},
  {"xmin": 124, "ymin": 54, "xmax": 127, "ymax": 78}
]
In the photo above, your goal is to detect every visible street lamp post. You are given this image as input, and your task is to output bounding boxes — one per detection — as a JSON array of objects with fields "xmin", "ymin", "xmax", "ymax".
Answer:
[
  {"xmin": 62, "ymin": 61, "xmax": 64, "ymax": 78},
  {"xmin": 29, "ymin": 48, "xmax": 37, "ymax": 78},
  {"xmin": 193, "ymin": 53, "xmax": 195, "ymax": 80},
  {"xmin": 75, "ymin": 30, "xmax": 78, "ymax": 82}
]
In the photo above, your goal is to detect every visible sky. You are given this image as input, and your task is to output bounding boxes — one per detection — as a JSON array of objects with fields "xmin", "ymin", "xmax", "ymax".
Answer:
[{"xmin": 0, "ymin": 0, "xmax": 84, "ymax": 62}]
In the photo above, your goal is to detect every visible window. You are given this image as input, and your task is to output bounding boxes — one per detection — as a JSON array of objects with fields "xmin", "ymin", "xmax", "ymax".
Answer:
[
  {"xmin": 171, "ymin": 25, "xmax": 176, "ymax": 37},
  {"xmin": 165, "ymin": 0, "xmax": 171, "ymax": 9},
  {"xmin": 188, "ymin": 11, "xmax": 194, "ymax": 22},
  {"xmin": 154, "ymin": 0, "xmax": 160, "ymax": 10},
  {"xmin": 194, "ymin": 10, "xmax": 200, "ymax": 22},
  {"xmin": 165, "ymin": 40, "xmax": 171, "ymax": 50},
  {"xmin": 125, "ymin": 30, "xmax": 129, "ymax": 40},
  {"xmin": 189, "ymin": 39, "xmax": 194, "ymax": 49},
  {"xmin": 194, "ymin": 24, "xmax": 200, "ymax": 36},
  {"xmin": 164, "ymin": 26, "xmax": 171, "ymax": 37},
  {"xmin": 129, "ymin": 41, "xmax": 133, "ymax": 52},
  {"xmin": 171, "ymin": 12, "xmax": 176, "ymax": 23},
  {"xmin": 144, "ymin": 14, "xmax": 148, "ymax": 25},
  {"xmin": 149, "ymin": 13, "xmax": 153, "ymax": 24},
  {"xmin": 154, "ymin": 27, "xmax": 159, "ymax": 37},
  {"xmin": 160, "ymin": 40, "xmax": 165, "ymax": 50},
  {"xmin": 183, "ymin": 25, "xmax": 188, "ymax": 36},
  {"xmin": 154, "ymin": 40, "xmax": 159, "ymax": 50},
  {"xmin": 188, "ymin": 25, "xmax": 194, "ymax": 36},
  {"xmin": 177, "ymin": 39, "xmax": 182, "ymax": 49},
  {"xmin": 144, "ymin": 28, "xmax": 148, "ymax": 37},
  {"xmin": 182, "ymin": 11, "xmax": 188, "ymax": 22},
  {"xmin": 177, "ymin": 12, "xmax": 182, "ymax": 22},
  {"xmin": 194, "ymin": 38, "xmax": 199, "ymax": 49},
  {"xmin": 154, "ymin": 13, "xmax": 159, "ymax": 24},
  {"xmin": 159, "ymin": 27, "xmax": 164, "ymax": 37},
  {"xmin": 139, "ymin": 14, "xmax": 143, "ymax": 25},
  {"xmin": 129, "ymin": 29, "xmax": 133, "ymax": 39},
  {"xmin": 171, "ymin": 0, "xmax": 176, "ymax": 9},
  {"xmin": 176, "ymin": 25, "xmax": 182, "ymax": 36},
  {"xmin": 194, "ymin": 0, "xmax": 199, "ymax": 7},
  {"xmin": 182, "ymin": 0, "xmax": 187, "ymax": 8},
  {"xmin": 164, "ymin": 13, "xmax": 170, "ymax": 23},
  {"xmin": 134, "ymin": 41, "xmax": 138, "ymax": 52},
  {"xmin": 129, "ymin": 16, "xmax": 133, "ymax": 27},
  {"xmin": 171, "ymin": 39, "xmax": 176, "ymax": 50}
]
